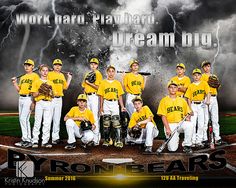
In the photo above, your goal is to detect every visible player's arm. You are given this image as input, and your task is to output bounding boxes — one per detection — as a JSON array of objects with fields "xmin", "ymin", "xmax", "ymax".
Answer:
[
  {"xmin": 186, "ymin": 98, "xmax": 194, "ymax": 116},
  {"xmin": 143, "ymin": 76, "xmax": 147, "ymax": 89},
  {"xmin": 99, "ymin": 96, "xmax": 104, "ymax": 115},
  {"xmin": 11, "ymin": 77, "xmax": 20, "ymax": 92},
  {"xmin": 64, "ymin": 73, "xmax": 72, "ymax": 90},
  {"xmin": 85, "ymin": 80, "xmax": 99, "ymax": 90},
  {"xmin": 118, "ymin": 95, "xmax": 126, "ymax": 112},
  {"xmin": 64, "ymin": 115, "xmax": 87, "ymax": 122},
  {"xmin": 137, "ymin": 116, "xmax": 152, "ymax": 126},
  {"xmin": 161, "ymin": 115, "xmax": 172, "ymax": 136}
]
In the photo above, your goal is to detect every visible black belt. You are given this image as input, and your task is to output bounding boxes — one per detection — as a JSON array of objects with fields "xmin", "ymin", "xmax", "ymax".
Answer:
[
  {"xmin": 86, "ymin": 92, "xmax": 96, "ymax": 95},
  {"xmin": 42, "ymin": 99, "xmax": 50, "ymax": 101},
  {"xmin": 131, "ymin": 93, "xmax": 141, "ymax": 96},
  {"xmin": 54, "ymin": 96, "xmax": 62, "ymax": 98},
  {"xmin": 106, "ymin": 99, "xmax": 117, "ymax": 101},
  {"xmin": 192, "ymin": 101, "xmax": 202, "ymax": 104},
  {"xmin": 20, "ymin": 94, "xmax": 31, "ymax": 97},
  {"xmin": 211, "ymin": 95, "xmax": 217, "ymax": 97}
]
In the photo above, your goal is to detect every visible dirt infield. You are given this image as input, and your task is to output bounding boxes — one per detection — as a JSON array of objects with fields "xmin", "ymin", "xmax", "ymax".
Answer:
[{"xmin": 0, "ymin": 135, "xmax": 236, "ymax": 178}]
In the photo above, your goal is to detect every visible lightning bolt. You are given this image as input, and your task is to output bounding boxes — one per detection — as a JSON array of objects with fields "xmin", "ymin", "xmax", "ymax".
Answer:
[
  {"xmin": 212, "ymin": 22, "xmax": 220, "ymax": 73},
  {"xmin": 0, "ymin": 2, "xmax": 25, "ymax": 49},
  {"xmin": 39, "ymin": 0, "xmax": 63, "ymax": 64}
]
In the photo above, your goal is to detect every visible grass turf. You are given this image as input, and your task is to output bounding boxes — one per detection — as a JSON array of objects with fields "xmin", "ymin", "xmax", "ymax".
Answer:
[{"xmin": 0, "ymin": 115, "xmax": 235, "ymax": 139}]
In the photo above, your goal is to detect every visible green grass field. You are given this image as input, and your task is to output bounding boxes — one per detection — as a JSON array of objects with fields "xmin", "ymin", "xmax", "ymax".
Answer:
[{"xmin": 0, "ymin": 115, "xmax": 235, "ymax": 139}]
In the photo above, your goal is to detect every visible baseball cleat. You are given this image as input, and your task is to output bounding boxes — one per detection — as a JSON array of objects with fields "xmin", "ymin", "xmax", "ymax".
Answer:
[
  {"xmin": 52, "ymin": 139, "xmax": 63, "ymax": 145},
  {"xmin": 183, "ymin": 146, "xmax": 193, "ymax": 154},
  {"xmin": 14, "ymin": 141, "xmax": 24, "ymax": 147},
  {"xmin": 22, "ymin": 141, "xmax": 32, "ymax": 148},
  {"xmin": 144, "ymin": 146, "xmax": 152, "ymax": 153},
  {"xmin": 215, "ymin": 139, "xmax": 227, "ymax": 146},
  {"xmin": 32, "ymin": 143, "xmax": 39, "ymax": 148},
  {"xmin": 65, "ymin": 142, "xmax": 76, "ymax": 150},
  {"xmin": 103, "ymin": 138, "xmax": 113, "ymax": 147},
  {"xmin": 41, "ymin": 143, "xmax": 52, "ymax": 148},
  {"xmin": 114, "ymin": 141, "xmax": 123, "ymax": 148}
]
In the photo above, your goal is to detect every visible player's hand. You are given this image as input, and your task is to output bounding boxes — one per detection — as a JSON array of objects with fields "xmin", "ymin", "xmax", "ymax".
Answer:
[
  {"xmin": 121, "ymin": 106, "xmax": 126, "ymax": 112},
  {"xmin": 205, "ymin": 101, "xmax": 210, "ymax": 106},
  {"xmin": 11, "ymin": 77, "xmax": 17, "ymax": 84},
  {"xmin": 30, "ymin": 102, "xmax": 35, "ymax": 111},
  {"xmin": 99, "ymin": 108, "xmax": 104, "ymax": 116},
  {"xmin": 166, "ymin": 128, "xmax": 172, "ymax": 137},
  {"xmin": 67, "ymin": 72, "xmax": 72, "ymax": 79},
  {"xmin": 189, "ymin": 111, "xmax": 194, "ymax": 116},
  {"xmin": 186, "ymin": 116, "xmax": 191, "ymax": 121},
  {"xmin": 92, "ymin": 124, "xmax": 96, "ymax": 130}
]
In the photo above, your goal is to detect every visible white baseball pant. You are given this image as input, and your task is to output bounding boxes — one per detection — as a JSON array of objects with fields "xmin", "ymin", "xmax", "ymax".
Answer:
[
  {"xmin": 51, "ymin": 97, "xmax": 62, "ymax": 142},
  {"xmin": 191, "ymin": 102, "xmax": 205, "ymax": 145},
  {"xmin": 66, "ymin": 119, "xmax": 94, "ymax": 144},
  {"xmin": 125, "ymin": 93, "xmax": 139, "ymax": 117},
  {"xmin": 203, "ymin": 96, "xmax": 221, "ymax": 141},
  {"xmin": 87, "ymin": 94, "xmax": 100, "ymax": 145},
  {"xmin": 18, "ymin": 96, "xmax": 32, "ymax": 142},
  {"xmin": 126, "ymin": 122, "xmax": 159, "ymax": 147},
  {"xmin": 103, "ymin": 100, "xmax": 120, "ymax": 116},
  {"xmin": 32, "ymin": 100, "xmax": 52, "ymax": 145},
  {"xmin": 164, "ymin": 121, "xmax": 193, "ymax": 152}
]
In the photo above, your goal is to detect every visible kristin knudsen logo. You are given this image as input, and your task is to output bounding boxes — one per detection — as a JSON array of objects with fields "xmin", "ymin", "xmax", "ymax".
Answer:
[{"xmin": 16, "ymin": 161, "xmax": 34, "ymax": 177}]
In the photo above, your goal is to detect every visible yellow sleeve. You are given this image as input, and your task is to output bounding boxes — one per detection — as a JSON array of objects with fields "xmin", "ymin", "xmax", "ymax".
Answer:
[
  {"xmin": 128, "ymin": 114, "xmax": 137, "ymax": 128},
  {"xmin": 31, "ymin": 80, "xmax": 38, "ymax": 93},
  {"xmin": 144, "ymin": 106, "xmax": 154, "ymax": 118},
  {"xmin": 88, "ymin": 110, "xmax": 95, "ymax": 124},
  {"xmin": 117, "ymin": 81, "xmax": 124, "ymax": 96},
  {"xmin": 94, "ymin": 71, "xmax": 103, "ymax": 86},
  {"xmin": 157, "ymin": 98, "xmax": 166, "ymax": 116},
  {"xmin": 184, "ymin": 86, "xmax": 191, "ymax": 99},
  {"xmin": 66, "ymin": 107, "xmax": 75, "ymax": 117},
  {"xmin": 97, "ymin": 82, "xmax": 104, "ymax": 96}
]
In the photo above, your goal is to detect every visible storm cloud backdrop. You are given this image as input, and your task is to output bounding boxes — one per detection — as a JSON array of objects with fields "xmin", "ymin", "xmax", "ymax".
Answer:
[{"xmin": 0, "ymin": 0, "xmax": 236, "ymax": 113}]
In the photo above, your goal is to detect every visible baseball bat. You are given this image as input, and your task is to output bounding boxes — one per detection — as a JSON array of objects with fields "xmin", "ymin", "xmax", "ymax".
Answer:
[
  {"xmin": 12, "ymin": 65, "xmax": 40, "ymax": 79},
  {"xmin": 117, "ymin": 71, "xmax": 151, "ymax": 76},
  {"xmin": 156, "ymin": 113, "xmax": 190, "ymax": 154},
  {"xmin": 208, "ymin": 109, "xmax": 215, "ymax": 149},
  {"xmin": 49, "ymin": 68, "xmax": 72, "ymax": 75}
]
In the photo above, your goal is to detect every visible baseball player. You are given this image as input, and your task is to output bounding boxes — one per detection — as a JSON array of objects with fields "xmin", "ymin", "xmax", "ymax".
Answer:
[
  {"xmin": 11, "ymin": 59, "xmax": 39, "ymax": 148},
  {"xmin": 126, "ymin": 96, "xmax": 159, "ymax": 153},
  {"xmin": 185, "ymin": 68, "xmax": 210, "ymax": 148},
  {"xmin": 157, "ymin": 81, "xmax": 193, "ymax": 154},
  {"xmin": 64, "ymin": 94, "xmax": 96, "ymax": 150},
  {"xmin": 82, "ymin": 58, "xmax": 103, "ymax": 146},
  {"xmin": 97, "ymin": 65, "xmax": 126, "ymax": 148},
  {"xmin": 201, "ymin": 61, "xmax": 225, "ymax": 146},
  {"xmin": 123, "ymin": 60, "xmax": 146, "ymax": 117},
  {"xmin": 31, "ymin": 65, "xmax": 57, "ymax": 148},
  {"xmin": 170, "ymin": 63, "xmax": 191, "ymax": 97},
  {"xmin": 47, "ymin": 59, "xmax": 72, "ymax": 145}
]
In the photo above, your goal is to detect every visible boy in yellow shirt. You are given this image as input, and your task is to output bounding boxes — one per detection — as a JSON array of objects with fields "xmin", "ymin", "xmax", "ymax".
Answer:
[
  {"xmin": 64, "ymin": 94, "xmax": 95, "ymax": 150},
  {"xmin": 48, "ymin": 59, "xmax": 72, "ymax": 145},
  {"xmin": 170, "ymin": 63, "xmax": 191, "ymax": 97},
  {"xmin": 157, "ymin": 81, "xmax": 193, "ymax": 154},
  {"xmin": 11, "ymin": 59, "xmax": 39, "ymax": 148},
  {"xmin": 97, "ymin": 65, "xmax": 126, "ymax": 148},
  {"xmin": 185, "ymin": 68, "xmax": 210, "ymax": 148},
  {"xmin": 123, "ymin": 60, "xmax": 146, "ymax": 117},
  {"xmin": 126, "ymin": 96, "xmax": 159, "ymax": 153},
  {"xmin": 31, "ymin": 65, "xmax": 57, "ymax": 148},
  {"xmin": 82, "ymin": 58, "xmax": 103, "ymax": 145}
]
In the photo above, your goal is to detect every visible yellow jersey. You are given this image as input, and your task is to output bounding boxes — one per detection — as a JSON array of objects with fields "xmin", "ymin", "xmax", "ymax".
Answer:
[
  {"xmin": 123, "ymin": 72, "xmax": 144, "ymax": 94},
  {"xmin": 18, "ymin": 73, "xmax": 39, "ymax": 95},
  {"xmin": 66, "ymin": 107, "xmax": 95, "ymax": 127},
  {"xmin": 201, "ymin": 73, "xmax": 218, "ymax": 95},
  {"xmin": 129, "ymin": 106, "xmax": 156, "ymax": 129},
  {"xmin": 170, "ymin": 76, "xmax": 191, "ymax": 97},
  {"xmin": 31, "ymin": 79, "xmax": 57, "ymax": 102},
  {"xmin": 82, "ymin": 70, "xmax": 103, "ymax": 93},
  {"xmin": 47, "ymin": 71, "xmax": 67, "ymax": 97},
  {"xmin": 184, "ymin": 81, "xmax": 210, "ymax": 101},
  {"xmin": 157, "ymin": 96, "xmax": 191, "ymax": 123},
  {"xmin": 97, "ymin": 79, "xmax": 124, "ymax": 100}
]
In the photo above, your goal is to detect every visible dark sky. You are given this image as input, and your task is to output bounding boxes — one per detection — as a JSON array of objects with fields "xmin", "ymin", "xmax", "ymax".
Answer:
[{"xmin": 0, "ymin": 0, "xmax": 235, "ymax": 113}]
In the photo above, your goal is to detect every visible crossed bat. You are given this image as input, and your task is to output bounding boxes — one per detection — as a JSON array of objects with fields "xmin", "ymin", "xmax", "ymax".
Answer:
[{"xmin": 117, "ymin": 70, "xmax": 151, "ymax": 76}]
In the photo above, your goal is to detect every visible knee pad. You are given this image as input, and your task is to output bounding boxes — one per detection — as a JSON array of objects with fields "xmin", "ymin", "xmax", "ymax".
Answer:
[
  {"xmin": 111, "ymin": 115, "xmax": 121, "ymax": 128},
  {"xmin": 103, "ymin": 115, "xmax": 111, "ymax": 128}
]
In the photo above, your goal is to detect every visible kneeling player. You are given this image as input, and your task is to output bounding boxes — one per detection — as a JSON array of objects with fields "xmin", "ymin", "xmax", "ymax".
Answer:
[
  {"xmin": 157, "ymin": 81, "xmax": 193, "ymax": 154},
  {"xmin": 64, "ymin": 94, "xmax": 96, "ymax": 149},
  {"xmin": 126, "ymin": 96, "xmax": 159, "ymax": 153}
]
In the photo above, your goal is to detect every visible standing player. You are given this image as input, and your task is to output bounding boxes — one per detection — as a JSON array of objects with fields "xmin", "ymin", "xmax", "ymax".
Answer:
[
  {"xmin": 157, "ymin": 81, "xmax": 193, "ymax": 154},
  {"xmin": 126, "ymin": 96, "xmax": 159, "ymax": 153},
  {"xmin": 185, "ymin": 68, "xmax": 210, "ymax": 147},
  {"xmin": 31, "ymin": 65, "xmax": 56, "ymax": 148},
  {"xmin": 123, "ymin": 60, "xmax": 146, "ymax": 117},
  {"xmin": 201, "ymin": 60, "xmax": 224, "ymax": 145},
  {"xmin": 48, "ymin": 59, "xmax": 72, "ymax": 145},
  {"xmin": 170, "ymin": 63, "xmax": 191, "ymax": 97},
  {"xmin": 97, "ymin": 65, "xmax": 126, "ymax": 148},
  {"xmin": 11, "ymin": 59, "xmax": 39, "ymax": 147},
  {"xmin": 82, "ymin": 58, "xmax": 103, "ymax": 145},
  {"xmin": 64, "ymin": 94, "xmax": 95, "ymax": 149}
]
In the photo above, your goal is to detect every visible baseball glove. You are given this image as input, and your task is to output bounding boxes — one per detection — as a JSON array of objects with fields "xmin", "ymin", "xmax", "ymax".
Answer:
[
  {"xmin": 208, "ymin": 75, "xmax": 220, "ymax": 88},
  {"xmin": 38, "ymin": 83, "xmax": 53, "ymax": 97},
  {"xmin": 128, "ymin": 125, "xmax": 142, "ymax": 139},
  {"xmin": 80, "ymin": 120, "xmax": 93, "ymax": 131},
  {"xmin": 85, "ymin": 71, "xmax": 96, "ymax": 83}
]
